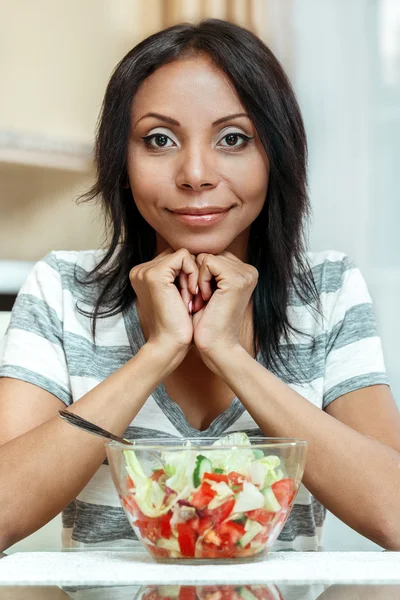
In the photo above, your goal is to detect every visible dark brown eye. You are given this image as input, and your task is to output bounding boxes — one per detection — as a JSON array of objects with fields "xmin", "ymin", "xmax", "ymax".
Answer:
[
  {"xmin": 141, "ymin": 133, "xmax": 172, "ymax": 148},
  {"xmin": 226, "ymin": 134, "xmax": 239, "ymax": 146},
  {"xmin": 219, "ymin": 133, "xmax": 253, "ymax": 149}
]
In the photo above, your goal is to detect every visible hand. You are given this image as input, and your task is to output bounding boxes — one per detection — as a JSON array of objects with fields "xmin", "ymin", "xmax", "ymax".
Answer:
[
  {"xmin": 191, "ymin": 251, "xmax": 259, "ymax": 367},
  {"xmin": 129, "ymin": 248, "xmax": 198, "ymax": 360}
]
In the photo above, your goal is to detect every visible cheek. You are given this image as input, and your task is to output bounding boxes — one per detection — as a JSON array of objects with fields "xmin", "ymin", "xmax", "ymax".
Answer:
[
  {"xmin": 235, "ymin": 157, "xmax": 269, "ymax": 208},
  {"xmin": 127, "ymin": 152, "xmax": 159, "ymax": 210}
]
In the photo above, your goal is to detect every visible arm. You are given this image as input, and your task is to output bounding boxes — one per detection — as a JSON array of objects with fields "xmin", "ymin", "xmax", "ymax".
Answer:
[
  {"xmin": 207, "ymin": 345, "xmax": 400, "ymax": 550},
  {"xmin": 0, "ymin": 341, "xmax": 180, "ymax": 552}
]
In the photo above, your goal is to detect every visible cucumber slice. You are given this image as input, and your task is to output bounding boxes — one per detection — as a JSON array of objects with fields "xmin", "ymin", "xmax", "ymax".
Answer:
[
  {"xmin": 261, "ymin": 486, "xmax": 281, "ymax": 512},
  {"xmin": 238, "ymin": 588, "xmax": 259, "ymax": 600},
  {"xmin": 237, "ymin": 520, "xmax": 264, "ymax": 547},
  {"xmin": 214, "ymin": 468, "xmax": 224, "ymax": 474},
  {"xmin": 193, "ymin": 455, "xmax": 212, "ymax": 488},
  {"xmin": 252, "ymin": 449, "xmax": 264, "ymax": 460},
  {"xmin": 232, "ymin": 514, "xmax": 246, "ymax": 524}
]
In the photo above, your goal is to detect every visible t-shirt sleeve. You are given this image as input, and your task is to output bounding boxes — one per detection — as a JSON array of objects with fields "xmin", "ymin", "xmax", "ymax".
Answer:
[
  {"xmin": 322, "ymin": 255, "xmax": 390, "ymax": 409},
  {"xmin": 0, "ymin": 251, "xmax": 72, "ymax": 406}
]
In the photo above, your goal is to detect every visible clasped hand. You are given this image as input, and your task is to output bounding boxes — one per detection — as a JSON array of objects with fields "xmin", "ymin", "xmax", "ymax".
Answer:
[
  {"xmin": 177, "ymin": 249, "xmax": 258, "ymax": 360},
  {"xmin": 130, "ymin": 247, "xmax": 258, "ymax": 370}
]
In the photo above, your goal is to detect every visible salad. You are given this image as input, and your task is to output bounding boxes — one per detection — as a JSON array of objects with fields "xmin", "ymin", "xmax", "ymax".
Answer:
[
  {"xmin": 119, "ymin": 433, "xmax": 296, "ymax": 560},
  {"xmin": 139, "ymin": 585, "xmax": 285, "ymax": 600}
]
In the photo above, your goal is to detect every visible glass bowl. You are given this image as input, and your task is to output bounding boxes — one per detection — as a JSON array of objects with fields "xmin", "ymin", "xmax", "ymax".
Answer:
[{"xmin": 106, "ymin": 435, "xmax": 307, "ymax": 564}]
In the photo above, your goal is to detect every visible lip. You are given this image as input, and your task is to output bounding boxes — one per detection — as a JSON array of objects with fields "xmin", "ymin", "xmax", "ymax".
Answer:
[
  {"xmin": 172, "ymin": 206, "xmax": 231, "ymax": 215},
  {"xmin": 169, "ymin": 207, "xmax": 232, "ymax": 226}
]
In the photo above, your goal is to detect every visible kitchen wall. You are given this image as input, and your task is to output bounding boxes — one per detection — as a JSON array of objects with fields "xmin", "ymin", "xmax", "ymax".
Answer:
[{"xmin": 0, "ymin": 0, "xmax": 142, "ymax": 259}]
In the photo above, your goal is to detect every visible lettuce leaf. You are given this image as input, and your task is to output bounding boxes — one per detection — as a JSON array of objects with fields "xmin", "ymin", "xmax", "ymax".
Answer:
[
  {"xmin": 203, "ymin": 432, "xmax": 255, "ymax": 475},
  {"xmin": 161, "ymin": 441, "xmax": 196, "ymax": 493}
]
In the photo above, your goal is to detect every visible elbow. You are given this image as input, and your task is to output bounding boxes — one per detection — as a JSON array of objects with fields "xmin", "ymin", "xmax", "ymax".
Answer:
[
  {"xmin": 380, "ymin": 530, "xmax": 400, "ymax": 552},
  {"xmin": 0, "ymin": 534, "xmax": 12, "ymax": 554},
  {"xmin": 376, "ymin": 511, "xmax": 400, "ymax": 551}
]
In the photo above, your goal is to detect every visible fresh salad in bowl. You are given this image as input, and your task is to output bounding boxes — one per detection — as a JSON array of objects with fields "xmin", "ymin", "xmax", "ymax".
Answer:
[{"xmin": 113, "ymin": 433, "xmax": 303, "ymax": 561}]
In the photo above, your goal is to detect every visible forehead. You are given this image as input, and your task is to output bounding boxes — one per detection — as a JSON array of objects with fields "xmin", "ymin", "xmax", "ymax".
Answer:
[{"xmin": 131, "ymin": 55, "xmax": 245, "ymax": 121}]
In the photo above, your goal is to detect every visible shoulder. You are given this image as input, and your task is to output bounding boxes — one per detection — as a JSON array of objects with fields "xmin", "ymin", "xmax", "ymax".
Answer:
[
  {"xmin": 45, "ymin": 249, "xmax": 108, "ymax": 274},
  {"xmin": 304, "ymin": 249, "xmax": 357, "ymax": 296},
  {"xmin": 24, "ymin": 249, "xmax": 109, "ymax": 308}
]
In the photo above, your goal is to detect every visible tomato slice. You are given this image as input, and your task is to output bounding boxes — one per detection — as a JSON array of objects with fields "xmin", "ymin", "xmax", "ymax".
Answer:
[
  {"xmin": 200, "ymin": 542, "xmax": 236, "ymax": 559},
  {"xmin": 190, "ymin": 482, "xmax": 217, "ymax": 509},
  {"xmin": 203, "ymin": 529, "xmax": 222, "ymax": 546},
  {"xmin": 150, "ymin": 469, "xmax": 166, "ymax": 482},
  {"xmin": 227, "ymin": 471, "xmax": 246, "ymax": 486},
  {"xmin": 147, "ymin": 545, "xmax": 170, "ymax": 559},
  {"xmin": 218, "ymin": 520, "xmax": 245, "ymax": 546},
  {"xmin": 160, "ymin": 511, "xmax": 172, "ymax": 539},
  {"xmin": 271, "ymin": 478, "xmax": 295, "ymax": 508},
  {"xmin": 198, "ymin": 515, "xmax": 213, "ymax": 536},
  {"xmin": 203, "ymin": 472, "xmax": 229, "ymax": 484},
  {"xmin": 209, "ymin": 498, "xmax": 235, "ymax": 527},
  {"xmin": 177, "ymin": 522, "xmax": 197, "ymax": 557},
  {"xmin": 135, "ymin": 517, "xmax": 160, "ymax": 544},
  {"xmin": 246, "ymin": 509, "xmax": 276, "ymax": 525}
]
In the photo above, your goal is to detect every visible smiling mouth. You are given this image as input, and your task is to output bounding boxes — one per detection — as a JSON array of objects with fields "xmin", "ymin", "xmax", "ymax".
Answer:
[{"xmin": 169, "ymin": 206, "xmax": 233, "ymax": 226}]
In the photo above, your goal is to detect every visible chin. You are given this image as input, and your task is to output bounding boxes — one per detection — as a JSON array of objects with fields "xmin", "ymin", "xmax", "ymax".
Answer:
[{"xmin": 169, "ymin": 238, "xmax": 231, "ymax": 256}]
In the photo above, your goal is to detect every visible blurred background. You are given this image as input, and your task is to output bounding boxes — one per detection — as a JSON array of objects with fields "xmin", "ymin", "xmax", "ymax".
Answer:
[{"xmin": 1, "ymin": 0, "xmax": 399, "ymax": 553}]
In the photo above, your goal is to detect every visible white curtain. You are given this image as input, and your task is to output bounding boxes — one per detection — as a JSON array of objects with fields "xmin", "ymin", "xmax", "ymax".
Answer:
[{"xmin": 290, "ymin": 0, "xmax": 400, "ymax": 408}]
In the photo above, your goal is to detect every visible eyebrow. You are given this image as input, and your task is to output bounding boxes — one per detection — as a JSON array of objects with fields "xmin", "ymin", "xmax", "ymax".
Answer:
[{"xmin": 134, "ymin": 112, "xmax": 249, "ymax": 128}]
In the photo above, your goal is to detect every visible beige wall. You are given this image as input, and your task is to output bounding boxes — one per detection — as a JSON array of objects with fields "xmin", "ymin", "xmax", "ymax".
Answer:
[
  {"xmin": 0, "ymin": 0, "xmax": 290, "ymax": 261},
  {"xmin": 0, "ymin": 0, "xmax": 143, "ymax": 260}
]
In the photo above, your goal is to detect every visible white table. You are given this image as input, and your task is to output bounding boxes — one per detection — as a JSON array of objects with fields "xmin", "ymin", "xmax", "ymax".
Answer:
[{"xmin": 0, "ymin": 550, "xmax": 399, "ymax": 587}]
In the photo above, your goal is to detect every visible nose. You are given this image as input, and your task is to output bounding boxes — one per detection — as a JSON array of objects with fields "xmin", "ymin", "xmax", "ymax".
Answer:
[{"xmin": 175, "ymin": 145, "xmax": 219, "ymax": 192}]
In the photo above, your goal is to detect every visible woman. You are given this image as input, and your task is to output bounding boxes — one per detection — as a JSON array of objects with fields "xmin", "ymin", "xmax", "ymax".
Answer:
[{"xmin": 0, "ymin": 19, "xmax": 399, "ymax": 553}]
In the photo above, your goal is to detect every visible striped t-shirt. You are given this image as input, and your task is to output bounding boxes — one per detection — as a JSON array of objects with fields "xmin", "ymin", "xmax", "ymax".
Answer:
[{"xmin": 0, "ymin": 249, "xmax": 389, "ymax": 552}]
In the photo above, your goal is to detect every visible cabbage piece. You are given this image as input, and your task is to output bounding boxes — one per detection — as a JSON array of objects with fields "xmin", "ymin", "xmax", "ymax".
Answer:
[
  {"xmin": 203, "ymin": 432, "xmax": 254, "ymax": 475},
  {"xmin": 123, "ymin": 449, "xmax": 186, "ymax": 517},
  {"xmin": 256, "ymin": 455, "xmax": 281, "ymax": 470},
  {"xmin": 212, "ymin": 432, "xmax": 252, "ymax": 447},
  {"xmin": 264, "ymin": 468, "xmax": 284, "ymax": 487},
  {"xmin": 251, "ymin": 454, "xmax": 283, "ymax": 488},
  {"xmin": 161, "ymin": 441, "xmax": 196, "ymax": 493},
  {"xmin": 207, "ymin": 481, "xmax": 234, "ymax": 509},
  {"xmin": 124, "ymin": 449, "xmax": 148, "ymax": 487},
  {"xmin": 234, "ymin": 481, "xmax": 265, "ymax": 512}
]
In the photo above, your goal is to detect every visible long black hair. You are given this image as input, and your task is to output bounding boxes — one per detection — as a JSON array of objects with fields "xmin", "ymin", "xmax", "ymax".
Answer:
[{"xmin": 76, "ymin": 18, "xmax": 321, "ymax": 382}]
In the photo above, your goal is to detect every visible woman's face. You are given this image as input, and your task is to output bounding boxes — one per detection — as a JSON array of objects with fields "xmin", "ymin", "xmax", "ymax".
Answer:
[{"xmin": 127, "ymin": 54, "xmax": 269, "ymax": 260}]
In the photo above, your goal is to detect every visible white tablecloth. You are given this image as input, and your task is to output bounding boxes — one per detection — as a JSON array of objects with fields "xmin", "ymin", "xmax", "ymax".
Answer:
[{"xmin": 0, "ymin": 551, "xmax": 399, "ymax": 586}]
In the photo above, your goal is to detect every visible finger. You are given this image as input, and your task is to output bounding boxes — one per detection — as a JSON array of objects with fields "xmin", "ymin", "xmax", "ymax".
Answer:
[
  {"xmin": 197, "ymin": 254, "xmax": 216, "ymax": 301},
  {"xmin": 178, "ymin": 271, "xmax": 192, "ymax": 311},
  {"xmin": 181, "ymin": 253, "xmax": 199, "ymax": 296},
  {"xmin": 161, "ymin": 249, "xmax": 198, "ymax": 290},
  {"xmin": 192, "ymin": 289, "xmax": 205, "ymax": 313}
]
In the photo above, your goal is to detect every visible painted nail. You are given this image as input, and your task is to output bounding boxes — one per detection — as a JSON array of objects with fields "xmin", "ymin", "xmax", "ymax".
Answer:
[
  {"xmin": 188, "ymin": 301, "xmax": 193, "ymax": 314},
  {"xmin": 195, "ymin": 285, "xmax": 199, "ymax": 295}
]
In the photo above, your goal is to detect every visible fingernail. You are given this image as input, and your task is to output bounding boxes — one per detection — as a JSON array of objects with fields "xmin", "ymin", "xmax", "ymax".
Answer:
[
  {"xmin": 188, "ymin": 301, "xmax": 193, "ymax": 314},
  {"xmin": 195, "ymin": 286, "xmax": 199, "ymax": 295}
]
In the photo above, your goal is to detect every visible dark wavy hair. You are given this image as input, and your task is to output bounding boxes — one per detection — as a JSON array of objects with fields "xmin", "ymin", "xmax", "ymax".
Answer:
[{"xmin": 76, "ymin": 18, "xmax": 321, "ymax": 382}]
